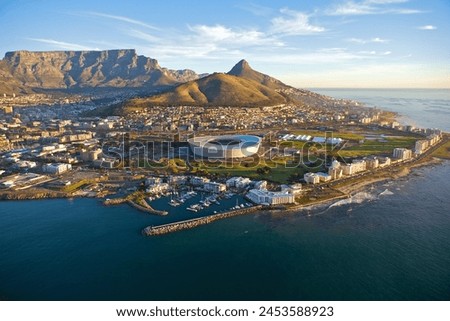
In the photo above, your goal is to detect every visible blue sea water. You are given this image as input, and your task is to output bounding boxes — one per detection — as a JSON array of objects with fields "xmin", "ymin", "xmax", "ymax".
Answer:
[
  {"xmin": 312, "ymin": 88, "xmax": 450, "ymax": 132},
  {"xmin": 0, "ymin": 89, "xmax": 450, "ymax": 300}
]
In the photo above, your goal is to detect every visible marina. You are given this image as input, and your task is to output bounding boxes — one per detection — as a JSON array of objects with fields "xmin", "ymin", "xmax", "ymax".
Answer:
[{"xmin": 146, "ymin": 191, "xmax": 254, "ymax": 225}]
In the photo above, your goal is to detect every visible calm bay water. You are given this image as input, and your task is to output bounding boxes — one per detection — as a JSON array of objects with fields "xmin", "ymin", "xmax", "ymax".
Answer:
[{"xmin": 1, "ymin": 89, "xmax": 450, "ymax": 300}]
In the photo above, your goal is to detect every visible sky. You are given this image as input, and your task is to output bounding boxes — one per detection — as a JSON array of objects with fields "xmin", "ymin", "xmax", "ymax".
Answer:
[{"xmin": 0, "ymin": 0, "xmax": 449, "ymax": 88}]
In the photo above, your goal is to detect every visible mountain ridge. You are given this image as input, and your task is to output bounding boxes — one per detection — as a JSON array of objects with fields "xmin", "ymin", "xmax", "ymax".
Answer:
[
  {"xmin": 0, "ymin": 49, "xmax": 201, "ymax": 93},
  {"xmin": 122, "ymin": 60, "xmax": 295, "ymax": 109}
]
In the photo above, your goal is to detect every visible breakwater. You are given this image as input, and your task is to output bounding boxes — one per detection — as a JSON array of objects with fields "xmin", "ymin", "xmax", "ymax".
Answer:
[
  {"xmin": 127, "ymin": 200, "xmax": 168, "ymax": 216},
  {"xmin": 103, "ymin": 197, "xmax": 168, "ymax": 215},
  {"xmin": 143, "ymin": 205, "xmax": 263, "ymax": 236}
]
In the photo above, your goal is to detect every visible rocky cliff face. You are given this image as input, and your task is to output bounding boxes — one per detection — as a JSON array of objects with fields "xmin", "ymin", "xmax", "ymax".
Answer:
[{"xmin": 0, "ymin": 49, "xmax": 200, "ymax": 92}]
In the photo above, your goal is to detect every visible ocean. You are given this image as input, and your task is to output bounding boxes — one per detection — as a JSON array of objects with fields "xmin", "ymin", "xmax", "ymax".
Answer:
[
  {"xmin": 312, "ymin": 88, "xmax": 450, "ymax": 132},
  {"xmin": 0, "ymin": 89, "xmax": 449, "ymax": 300}
]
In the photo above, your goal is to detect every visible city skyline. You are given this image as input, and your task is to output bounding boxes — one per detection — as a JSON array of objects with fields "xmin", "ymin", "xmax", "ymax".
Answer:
[{"xmin": 1, "ymin": 0, "xmax": 449, "ymax": 88}]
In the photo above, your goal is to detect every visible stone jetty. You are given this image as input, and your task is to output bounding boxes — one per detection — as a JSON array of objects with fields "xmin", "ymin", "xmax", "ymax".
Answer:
[
  {"xmin": 103, "ymin": 197, "xmax": 168, "ymax": 215},
  {"xmin": 143, "ymin": 205, "xmax": 263, "ymax": 236},
  {"xmin": 127, "ymin": 200, "xmax": 168, "ymax": 216}
]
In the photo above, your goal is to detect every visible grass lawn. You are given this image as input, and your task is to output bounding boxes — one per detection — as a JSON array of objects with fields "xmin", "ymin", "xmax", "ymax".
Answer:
[
  {"xmin": 336, "ymin": 136, "xmax": 417, "ymax": 157},
  {"xmin": 192, "ymin": 158, "xmax": 306, "ymax": 184},
  {"xmin": 62, "ymin": 179, "xmax": 94, "ymax": 193},
  {"xmin": 430, "ymin": 139, "xmax": 450, "ymax": 159}
]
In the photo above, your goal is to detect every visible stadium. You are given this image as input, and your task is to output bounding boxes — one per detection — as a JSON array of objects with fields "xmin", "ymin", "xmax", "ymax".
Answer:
[{"xmin": 188, "ymin": 135, "xmax": 262, "ymax": 159}]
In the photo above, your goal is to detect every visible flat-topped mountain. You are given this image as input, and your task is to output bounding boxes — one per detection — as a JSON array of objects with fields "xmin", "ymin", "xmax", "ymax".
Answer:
[
  {"xmin": 0, "ymin": 49, "xmax": 200, "ymax": 93},
  {"xmin": 125, "ymin": 60, "xmax": 291, "ymax": 108}
]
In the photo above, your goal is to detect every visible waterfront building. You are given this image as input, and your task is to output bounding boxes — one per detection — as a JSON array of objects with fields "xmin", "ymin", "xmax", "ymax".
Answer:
[
  {"xmin": 226, "ymin": 176, "xmax": 251, "ymax": 188},
  {"xmin": 145, "ymin": 177, "xmax": 163, "ymax": 186},
  {"xmin": 342, "ymin": 159, "xmax": 366, "ymax": 176},
  {"xmin": 204, "ymin": 182, "xmax": 226, "ymax": 193},
  {"xmin": 364, "ymin": 156, "xmax": 379, "ymax": 169},
  {"xmin": 414, "ymin": 140, "xmax": 429, "ymax": 155},
  {"xmin": 377, "ymin": 157, "xmax": 390, "ymax": 168},
  {"xmin": 146, "ymin": 183, "xmax": 169, "ymax": 194},
  {"xmin": 304, "ymin": 172, "xmax": 320, "ymax": 184},
  {"xmin": 253, "ymin": 180, "xmax": 267, "ymax": 190},
  {"xmin": 168, "ymin": 175, "xmax": 188, "ymax": 185},
  {"xmin": 246, "ymin": 189, "xmax": 295, "ymax": 205},
  {"xmin": 191, "ymin": 176, "xmax": 210, "ymax": 186},
  {"xmin": 329, "ymin": 167, "xmax": 343, "ymax": 180},
  {"xmin": 427, "ymin": 134, "xmax": 441, "ymax": 146},
  {"xmin": 393, "ymin": 148, "xmax": 412, "ymax": 160},
  {"xmin": 316, "ymin": 172, "xmax": 332, "ymax": 182},
  {"xmin": 280, "ymin": 183, "xmax": 302, "ymax": 195}
]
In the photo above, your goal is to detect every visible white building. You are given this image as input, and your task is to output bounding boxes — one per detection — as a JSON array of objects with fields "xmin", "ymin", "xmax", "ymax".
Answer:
[
  {"xmin": 145, "ymin": 177, "xmax": 163, "ymax": 186},
  {"xmin": 316, "ymin": 172, "xmax": 332, "ymax": 182},
  {"xmin": 280, "ymin": 184, "xmax": 302, "ymax": 195},
  {"xmin": 378, "ymin": 157, "xmax": 391, "ymax": 167},
  {"xmin": 146, "ymin": 183, "xmax": 169, "ymax": 194},
  {"xmin": 427, "ymin": 134, "xmax": 441, "ymax": 147},
  {"xmin": 42, "ymin": 163, "xmax": 72, "ymax": 175},
  {"xmin": 414, "ymin": 140, "xmax": 429, "ymax": 155},
  {"xmin": 304, "ymin": 172, "xmax": 320, "ymax": 184},
  {"xmin": 246, "ymin": 189, "xmax": 295, "ymax": 205},
  {"xmin": 226, "ymin": 176, "xmax": 251, "ymax": 188},
  {"xmin": 393, "ymin": 148, "xmax": 412, "ymax": 160},
  {"xmin": 191, "ymin": 176, "xmax": 210, "ymax": 186},
  {"xmin": 253, "ymin": 180, "xmax": 267, "ymax": 190},
  {"xmin": 168, "ymin": 175, "xmax": 188, "ymax": 185},
  {"xmin": 364, "ymin": 156, "xmax": 379, "ymax": 169},
  {"xmin": 204, "ymin": 182, "xmax": 227, "ymax": 193},
  {"xmin": 342, "ymin": 160, "xmax": 366, "ymax": 176},
  {"xmin": 329, "ymin": 167, "xmax": 343, "ymax": 180}
]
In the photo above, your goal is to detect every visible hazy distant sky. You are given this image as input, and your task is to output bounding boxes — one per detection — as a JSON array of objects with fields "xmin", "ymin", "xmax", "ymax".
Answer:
[{"xmin": 1, "ymin": 0, "xmax": 449, "ymax": 88}]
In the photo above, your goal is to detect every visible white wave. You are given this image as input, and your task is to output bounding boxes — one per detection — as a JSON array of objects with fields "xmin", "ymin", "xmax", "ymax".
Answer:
[
  {"xmin": 328, "ymin": 192, "xmax": 377, "ymax": 209},
  {"xmin": 379, "ymin": 189, "xmax": 394, "ymax": 196}
]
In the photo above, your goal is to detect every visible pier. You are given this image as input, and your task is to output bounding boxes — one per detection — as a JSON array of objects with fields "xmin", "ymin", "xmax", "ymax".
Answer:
[{"xmin": 143, "ymin": 205, "xmax": 263, "ymax": 236}]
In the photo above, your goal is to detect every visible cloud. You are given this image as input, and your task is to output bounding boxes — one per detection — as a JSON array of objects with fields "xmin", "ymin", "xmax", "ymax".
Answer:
[
  {"xmin": 249, "ymin": 47, "xmax": 386, "ymax": 65},
  {"xmin": 188, "ymin": 24, "xmax": 282, "ymax": 46},
  {"xmin": 418, "ymin": 25, "xmax": 437, "ymax": 30},
  {"xmin": 84, "ymin": 12, "xmax": 159, "ymax": 30},
  {"xmin": 127, "ymin": 29, "xmax": 160, "ymax": 43},
  {"xmin": 27, "ymin": 38, "xmax": 95, "ymax": 51},
  {"xmin": 365, "ymin": 0, "xmax": 408, "ymax": 4},
  {"xmin": 271, "ymin": 8, "xmax": 325, "ymax": 35},
  {"xmin": 372, "ymin": 37, "xmax": 389, "ymax": 43},
  {"xmin": 329, "ymin": 1, "xmax": 374, "ymax": 15},
  {"xmin": 326, "ymin": 0, "xmax": 423, "ymax": 16},
  {"xmin": 347, "ymin": 37, "xmax": 389, "ymax": 44},
  {"xmin": 236, "ymin": 3, "xmax": 274, "ymax": 16},
  {"xmin": 358, "ymin": 50, "xmax": 392, "ymax": 55}
]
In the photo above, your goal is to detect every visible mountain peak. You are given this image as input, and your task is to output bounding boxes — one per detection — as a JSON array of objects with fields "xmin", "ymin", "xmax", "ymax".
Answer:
[
  {"xmin": 227, "ymin": 59, "xmax": 287, "ymax": 90},
  {"xmin": 228, "ymin": 59, "xmax": 251, "ymax": 75}
]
